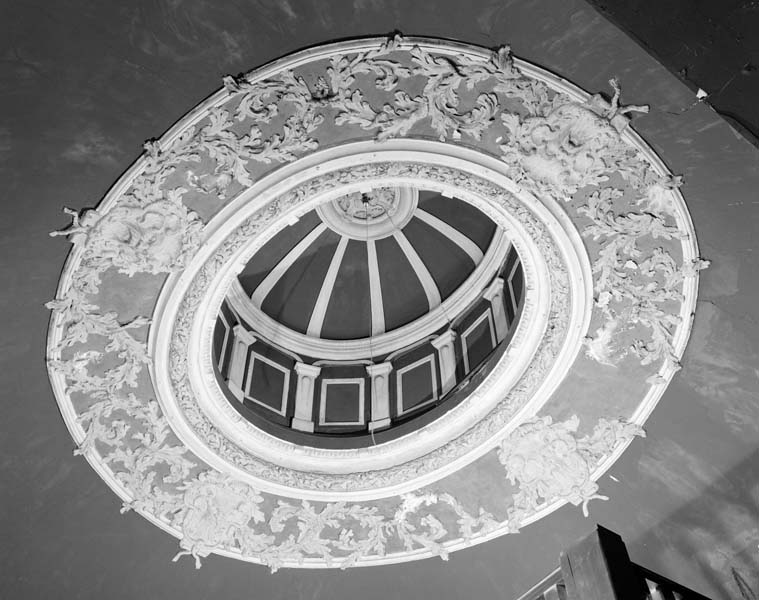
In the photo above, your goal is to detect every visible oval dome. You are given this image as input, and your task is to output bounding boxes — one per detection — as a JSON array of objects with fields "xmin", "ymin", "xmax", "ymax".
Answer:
[{"xmin": 236, "ymin": 187, "xmax": 497, "ymax": 340}]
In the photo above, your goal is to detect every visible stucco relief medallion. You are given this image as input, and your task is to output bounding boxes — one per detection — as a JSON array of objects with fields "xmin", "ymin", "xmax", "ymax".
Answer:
[
  {"xmin": 46, "ymin": 35, "xmax": 704, "ymax": 569},
  {"xmin": 336, "ymin": 187, "xmax": 398, "ymax": 221},
  {"xmin": 316, "ymin": 184, "xmax": 418, "ymax": 240}
]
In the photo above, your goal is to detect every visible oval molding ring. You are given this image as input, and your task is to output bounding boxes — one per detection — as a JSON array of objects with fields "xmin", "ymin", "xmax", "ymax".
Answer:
[{"xmin": 150, "ymin": 140, "xmax": 593, "ymax": 500}]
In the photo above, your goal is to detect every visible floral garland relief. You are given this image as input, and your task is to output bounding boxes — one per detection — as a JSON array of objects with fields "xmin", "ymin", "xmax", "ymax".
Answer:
[{"xmin": 47, "ymin": 35, "xmax": 698, "ymax": 568}]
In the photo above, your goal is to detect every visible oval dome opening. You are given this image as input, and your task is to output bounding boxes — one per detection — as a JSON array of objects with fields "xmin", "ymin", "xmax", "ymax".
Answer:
[{"xmin": 211, "ymin": 185, "xmax": 525, "ymax": 447}]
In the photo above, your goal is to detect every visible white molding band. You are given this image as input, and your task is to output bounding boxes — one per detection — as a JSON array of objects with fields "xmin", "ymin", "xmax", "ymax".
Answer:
[{"xmin": 151, "ymin": 145, "xmax": 589, "ymax": 500}]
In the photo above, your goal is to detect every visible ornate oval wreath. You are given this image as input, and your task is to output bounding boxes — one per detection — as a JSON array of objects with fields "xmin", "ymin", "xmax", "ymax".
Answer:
[{"xmin": 47, "ymin": 36, "xmax": 706, "ymax": 569}]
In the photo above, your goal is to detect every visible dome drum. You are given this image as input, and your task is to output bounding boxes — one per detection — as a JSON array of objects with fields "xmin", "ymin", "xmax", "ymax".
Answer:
[{"xmin": 212, "ymin": 245, "xmax": 525, "ymax": 445}]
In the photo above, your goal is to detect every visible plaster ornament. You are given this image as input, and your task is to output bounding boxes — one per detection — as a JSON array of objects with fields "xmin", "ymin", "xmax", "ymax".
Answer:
[
  {"xmin": 641, "ymin": 174, "xmax": 683, "ymax": 214},
  {"xmin": 584, "ymin": 319, "xmax": 621, "ymax": 366},
  {"xmin": 498, "ymin": 79, "xmax": 648, "ymax": 199},
  {"xmin": 49, "ymin": 195, "xmax": 203, "ymax": 277},
  {"xmin": 86, "ymin": 390, "xmax": 501, "ymax": 571},
  {"xmin": 46, "ymin": 35, "xmax": 703, "ymax": 568},
  {"xmin": 166, "ymin": 479, "xmax": 500, "ymax": 570},
  {"xmin": 46, "ymin": 284, "xmax": 151, "ymax": 397},
  {"xmin": 334, "ymin": 187, "xmax": 399, "ymax": 222},
  {"xmin": 172, "ymin": 471, "xmax": 271, "ymax": 568},
  {"xmin": 224, "ymin": 32, "xmax": 700, "ymax": 378},
  {"xmin": 69, "ymin": 378, "xmax": 620, "ymax": 571},
  {"xmin": 577, "ymin": 185, "xmax": 707, "ymax": 375},
  {"xmin": 498, "ymin": 416, "xmax": 645, "ymax": 528}
]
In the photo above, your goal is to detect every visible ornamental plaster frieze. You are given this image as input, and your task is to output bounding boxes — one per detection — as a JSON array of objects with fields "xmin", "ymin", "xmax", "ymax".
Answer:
[
  {"xmin": 497, "ymin": 415, "xmax": 645, "ymax": 530},
  {"xmin": 46, "ymin": 35, "xmax": 704, "ymax": 569},
  {"xmin": 69, "ymin": 394, "xmax": 642, "ymax": 570}
]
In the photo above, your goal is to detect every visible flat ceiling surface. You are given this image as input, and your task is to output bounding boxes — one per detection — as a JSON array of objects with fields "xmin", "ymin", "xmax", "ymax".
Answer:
[{"xmin": 2, "ymin": 1, "xmax": 759, "ymax": 599}]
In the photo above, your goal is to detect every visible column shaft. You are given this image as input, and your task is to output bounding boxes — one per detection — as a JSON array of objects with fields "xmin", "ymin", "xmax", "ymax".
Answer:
[
  {"xmin": 227, "ymin": 325, "xmax": 256, "ymax": 401},
  {"xmin": 432, "ymin": 329, "xmax": 457, "ymax": 396},
  {"xmin": 292, "ymin": 363, "xmax": 321, "ymax": 433},
  {"xmin": 367, "ymin": 362, "xmax": 393, "ymax": 432}
]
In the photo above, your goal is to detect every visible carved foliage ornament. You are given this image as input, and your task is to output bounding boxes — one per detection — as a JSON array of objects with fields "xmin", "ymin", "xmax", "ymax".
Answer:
[{"xmin": 47, "ymin": 35, "xmax": 703, "ymax": 568}]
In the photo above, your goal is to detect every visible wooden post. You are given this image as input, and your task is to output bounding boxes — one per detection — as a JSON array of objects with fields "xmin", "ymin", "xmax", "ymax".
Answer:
[{"xmin": 559, "ymin": 525, "xmax": 649, "ymax": 600}]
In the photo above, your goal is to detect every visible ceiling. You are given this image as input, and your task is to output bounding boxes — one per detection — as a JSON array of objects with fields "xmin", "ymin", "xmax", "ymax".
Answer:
[
  {"xmin": 2, "ymin": 1, "xmax": 759, "ymax": 599},
  {"xmin": 237, "ymin": 190, "xmax": 495, "ymax": 340}
]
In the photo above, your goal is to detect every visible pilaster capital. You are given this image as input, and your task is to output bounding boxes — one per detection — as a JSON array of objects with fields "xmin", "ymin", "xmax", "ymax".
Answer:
[
  {"xmin": 482, "ymin": 276, "xmax": 506, "ymax": 303},
  {"xmin": 294, "ymin": 362, "xmax": 321, "ymax": 378}
]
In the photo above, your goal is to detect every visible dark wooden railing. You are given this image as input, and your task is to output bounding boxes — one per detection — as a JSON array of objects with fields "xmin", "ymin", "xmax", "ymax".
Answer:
[
  {"xmin": 517, "ymin": 526, "xmax": 712, "ymax": 600},
  {"xmin": 635, "ymin": 564, "xmax": 713, "ymax": 600},
  {"xmin": 516, "ymin": 567, "xmax": 565, "ymax": 600}
]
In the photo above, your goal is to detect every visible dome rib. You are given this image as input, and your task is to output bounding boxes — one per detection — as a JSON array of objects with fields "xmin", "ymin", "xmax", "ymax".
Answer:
[
  {"xmin": 415, "ymin": 208, "xmax": 483, "ymax": 264},
  {"xmin": 320, "ymin": 239, "xmax": 373, "ymax": 340},
  {"xmin": 306, "ymin": 235, "xmax": 349, "ymax": 337},
  {"xmin": 251, "ymin": 222, "xmax": 327, "ymax": 307},
  {"xmin": 391, "ymin": 229, "xmax": 441, "ymax": 310},
  {"xmin": 417, "ymin": 191, "xmax": 496, "ymax": 252},
  {"xmin": 401, "ymin": 216, "xmax": 480, "ymax": 300},
  {"xmin": 367, "ymin": 239, "xmax": 385, "ymax": 336},
  {"xmin": 260, "ymin": 227, "xmax": 341, "ymax": 334}
]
